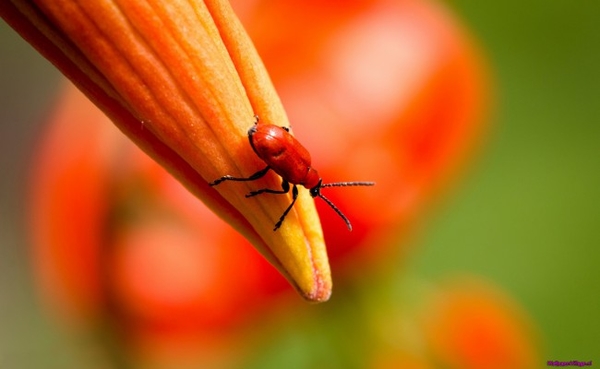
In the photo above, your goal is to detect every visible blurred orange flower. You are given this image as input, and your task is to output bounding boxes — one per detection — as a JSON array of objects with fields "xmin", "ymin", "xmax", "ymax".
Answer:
[
  {"xmin": 423, "ymin": 278, "xmax": 540, "ymax": 369},
  {"xmin": 368, "ymin": 277, "xmax": 540, "ymax": 369},
  {"xmin": 234, "ymin": 0, "xmax": 488, "ymax": 275}
]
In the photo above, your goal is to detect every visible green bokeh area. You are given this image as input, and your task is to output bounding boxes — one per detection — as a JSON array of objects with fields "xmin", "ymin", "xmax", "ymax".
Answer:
[
  {"xmin": 414, "ymin": 0, "xmax": 600, "ymax": 361},
  {"xmin": 1, "ymin": 0, "xmax": 599, "ymax": 366}
]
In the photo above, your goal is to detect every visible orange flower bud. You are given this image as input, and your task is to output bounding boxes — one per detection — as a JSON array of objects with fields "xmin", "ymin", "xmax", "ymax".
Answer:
[{"xmin": 4, "ymin": 0, "xmax": 330, "ymax": 300}]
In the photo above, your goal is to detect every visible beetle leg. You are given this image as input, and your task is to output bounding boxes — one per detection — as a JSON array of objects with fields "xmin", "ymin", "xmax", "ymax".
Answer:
[
  {"xmin": 209, "ymin": 166, "xmax": 271, "ymax": 186},
  {"xmin": 273, "ymin": 184, "xmax": 299, "ymax": 231},
  {"xmin": 246, "ymin": 179, "xmax": 290, "ymax": 198}
]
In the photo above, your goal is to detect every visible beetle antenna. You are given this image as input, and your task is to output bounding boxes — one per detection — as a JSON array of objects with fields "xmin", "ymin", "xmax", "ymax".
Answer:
[
  {"xmin": 317, "ymin": 192, "xmax": 353, "ymax": 231},
  {"xmin": 320, "ymin": 181, "xmax": 375, "ymax": 188},
  {"xmin": 315, "ymin": 181, "xmax": 374, "ymax": 230}
]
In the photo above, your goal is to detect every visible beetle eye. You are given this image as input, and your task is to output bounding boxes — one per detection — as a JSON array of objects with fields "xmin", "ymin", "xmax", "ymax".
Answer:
[{"xmin": 309, "ymin": 186, "xmax": 320, "ymax": 198}]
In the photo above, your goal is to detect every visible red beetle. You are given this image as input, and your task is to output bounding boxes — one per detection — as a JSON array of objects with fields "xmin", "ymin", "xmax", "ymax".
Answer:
[{"xmin": 210, "ymin": 116, "xmax": 374, "ymax": 231}]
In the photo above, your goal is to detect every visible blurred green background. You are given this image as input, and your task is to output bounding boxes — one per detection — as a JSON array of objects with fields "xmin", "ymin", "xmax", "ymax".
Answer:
[{"xmin": 1, "ymin": 0, "xmax": 598, "ymax": 366}]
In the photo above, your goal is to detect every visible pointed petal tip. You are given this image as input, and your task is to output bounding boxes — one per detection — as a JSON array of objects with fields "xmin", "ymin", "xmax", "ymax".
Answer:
[{"xmin": 298, "ymin": 271, "xmax": 332, "ymax": 303}]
